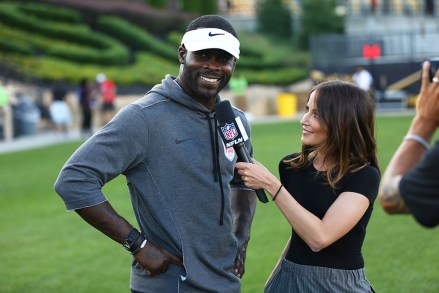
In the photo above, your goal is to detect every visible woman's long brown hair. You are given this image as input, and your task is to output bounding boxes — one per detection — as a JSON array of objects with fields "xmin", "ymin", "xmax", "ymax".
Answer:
[{"xmin": 285, "ymin": 79, "xmax": 380, "ymax": 189}]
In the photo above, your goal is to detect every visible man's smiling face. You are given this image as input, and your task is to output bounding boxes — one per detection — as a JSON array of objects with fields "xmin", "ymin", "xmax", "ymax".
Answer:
[{"xmin": 177, "ymin": 47, "xmax": 236, "ymax": 107}]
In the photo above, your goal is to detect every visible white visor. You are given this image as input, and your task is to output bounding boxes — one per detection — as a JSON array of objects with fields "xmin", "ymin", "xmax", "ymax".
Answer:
[{"xmin": 181, "ymin": 28, "xmax": 240, "ymax": 59}]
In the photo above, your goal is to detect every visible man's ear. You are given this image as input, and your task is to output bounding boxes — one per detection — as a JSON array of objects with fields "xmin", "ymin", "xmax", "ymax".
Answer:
[
  {"xmin": 178, "ymin": 46, "xmax": 186, "ymax": 64},
  {"xmin": 231, "ymin": 58, "xmax": 237, "ymax": 72}
]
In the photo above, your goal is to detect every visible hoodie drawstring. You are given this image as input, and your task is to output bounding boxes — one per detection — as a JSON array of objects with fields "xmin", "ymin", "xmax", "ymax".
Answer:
[
  {"xmin": 207, "ymin": 113, "xmax": 225, "ymax": 225},
  {"xmin": 208, "ymin": 114, "xmax": 219, "ymax": 182}
]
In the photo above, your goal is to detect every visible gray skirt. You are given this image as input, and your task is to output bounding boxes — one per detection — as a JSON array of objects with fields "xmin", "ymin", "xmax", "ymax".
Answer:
[{"xmin": 265, "ymin": 259, "xmax": 375, "ymax": 293}]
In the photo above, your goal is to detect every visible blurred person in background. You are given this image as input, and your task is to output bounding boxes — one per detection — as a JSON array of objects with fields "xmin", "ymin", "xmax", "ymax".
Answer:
[
  {"xmin": 379, "ymin": 60, "xmax": 439, "ymax": 228},
  {"xmin": 77, "ymin": 78, "xmax": 95, "ymax": 136},
  {"xmin": 35, "ymin": 89, "xmax": 52, "ymax": 132},
  {"xmin": 49, "ymin": 83, "xmax": 72, "ymax": 136},
  {"xmin": 352, "ymin": 65, "xmax": 374, "ymax": 97},
  {"xmin": 0, "ymin": 78, "xmax": 13, "ymax": 140},
  {"xmin": 236, "ymin": 79, "xmax": 380, "ymax": 292},
  {"xmin": 370, "ymin": 0, "xmax": 378, "ymax": 14},
  {"xmin": 96, "ymin": 73, "xmax": 117, "ymax": 126},
  {"xmin": 229, "ymin": 71, "xmax": 249, "ymax": 113},
  {"xmin": 54, "ymin": 15, "xmax": 257, "ymax": 293}
]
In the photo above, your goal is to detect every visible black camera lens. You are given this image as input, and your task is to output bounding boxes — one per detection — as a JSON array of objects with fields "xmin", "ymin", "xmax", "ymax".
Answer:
[{"xmin": 429, "ymin": 57, "xmax": 439, "ymax": 81}]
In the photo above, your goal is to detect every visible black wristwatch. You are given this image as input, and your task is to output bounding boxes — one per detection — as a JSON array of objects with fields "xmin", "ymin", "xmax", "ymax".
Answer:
[{"xmin": 123, "ymin": 228, "xmax": 141, "ymax": 251}]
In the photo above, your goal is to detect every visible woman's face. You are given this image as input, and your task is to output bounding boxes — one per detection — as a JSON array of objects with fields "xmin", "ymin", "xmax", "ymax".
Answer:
[{"xmin": 300, "ymin": 91, "xmax": 327, "ymax": 147}]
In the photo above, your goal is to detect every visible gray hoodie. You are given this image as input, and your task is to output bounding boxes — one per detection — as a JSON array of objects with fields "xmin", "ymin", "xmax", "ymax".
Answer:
[{"xmin": 54, "ymin": 75, "xmax": 254, "ymax": 292}]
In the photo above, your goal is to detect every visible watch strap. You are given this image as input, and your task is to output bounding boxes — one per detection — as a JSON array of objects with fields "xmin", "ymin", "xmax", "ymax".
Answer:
[{"xmin": 123, "ymin": 228, "xmax": 141, "ymax": 251}]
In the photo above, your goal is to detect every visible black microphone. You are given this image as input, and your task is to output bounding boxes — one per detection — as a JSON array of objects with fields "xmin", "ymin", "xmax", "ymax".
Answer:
[{"xmin": 214, "ymin": 100, "xmax": 269, "ymax": 203}]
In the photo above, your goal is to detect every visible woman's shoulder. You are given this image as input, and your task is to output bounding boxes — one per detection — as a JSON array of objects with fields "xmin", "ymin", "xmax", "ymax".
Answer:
[
  {"xmin": 279, "ymin": 153, "xmax": 300, "ymax": 169},
  {"xmin": 280, "ymin": 153, "xmax": 299, "ymax": 163},
  {"xmin": 355, "ymin": 164, "xmax": 380, "ymax": 176},
  {"xmin": 343, "ymin": 164, "xmax": 380, "ymax": 200},
  {"xmin": 346, "ymin": 163, "xmax": 380, "ymax": 184}
]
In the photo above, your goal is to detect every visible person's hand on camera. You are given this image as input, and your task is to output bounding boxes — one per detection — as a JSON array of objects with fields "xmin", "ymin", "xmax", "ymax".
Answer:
[
  {"xmin": 133, "ymin": 241, "xmax": 183, "ymax": 277},
  {"xmin": 416, "ymin": 61, "xmax": 439, "ymax": 125}
]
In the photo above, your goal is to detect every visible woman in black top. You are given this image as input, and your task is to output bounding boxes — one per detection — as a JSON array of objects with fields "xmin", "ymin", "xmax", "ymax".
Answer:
[{"xmin": 236, "ymin": 79, "xmax": 380, "ymax": 292}]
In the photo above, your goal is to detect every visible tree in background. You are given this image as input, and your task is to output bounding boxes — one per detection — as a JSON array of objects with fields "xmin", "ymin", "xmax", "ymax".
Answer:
[
  {"xmin": 298, "ymin": 0, "xmax": 344, "ymax": 49},
  {"xmin": 147, "ymin": 0, "xmax": 180, "ymax": 11},
  {"xmin": 146, "ymin": 0, "xmax": 166, "ymax": 9},
  {"xmin": 182, "ymin": 0, "xmax": 217, "ymax": 14},
  {"xmin": 256, "ymin": 0, "xmax": 293, "ymax": 40}
]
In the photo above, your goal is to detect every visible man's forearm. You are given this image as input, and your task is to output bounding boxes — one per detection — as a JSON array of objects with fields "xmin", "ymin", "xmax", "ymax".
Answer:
[
  {"xmin": 231, "ymin": 189, "xmax": 256, "ymax": 243},
  {"xmin": 379, "ymin": 116, "xmax": 436, "ymax": 214},
  {"xmin": 379, "ymin": 175, "xmax": 411, "ymax": 214},
  {"xmin": 75, "ymin": 201, "xmax": 133, "ymax": 244}
]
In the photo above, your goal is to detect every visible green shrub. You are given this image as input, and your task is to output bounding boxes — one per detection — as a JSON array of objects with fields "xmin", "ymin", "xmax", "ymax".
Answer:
[
  {"xmin": 0, "ymin": 38, "xmax": 32, "ymax": 55},
  {"xmin": 1, "ymin": 51, "xmax": 178, "ymax": 85},
  {"xmin": 240, "ymin": 46, "xmax": 264, "ymax": 58},
  {"xmin": 181, "ymin": 0, "xmax": 217, "ymax": 14},
  {"xmin": 0, "ymin": 22, "xmax": 128, "ymax": 65},
  {"xmin": 257, "ymin": 0, "xmax": 293, "ymax": 39},
  {"xmin": 298, "ymin": 0, "xmax": 344, "ymax": 49},
  {"xmin": 0, "ymin": 3, "xmax": 87, "ymax": 43},
  {"xmin": 0, "ymin": 22, "xmax": 60, "ymax": 51},
  {"xmin": 167, "ymin": 31, "xmax": 183, "ymax": 47},
  {"xmin": 0, "ymin": 3, "xmax": 118, "ymax": 47},
  {"xmin": 0, "ymin": 3, "xmax": 129, "ymax": 65},
  {"xmin": 97, "ymin": 16, "xmax": 176, "ymax": 61},
  {"xmin": 19, "ymin": 2, "xmax": 82, "ymax": 23},
  {"xmin": 146, "ymin": 0, "xmax": 166, "ymax": 9},
  {"xmin": 111, "ymin": 53, "xmax": 179, "ymax": 85},
  {"xmin": 47, "ymin": 43, "xmax": 129, "ymax": 65},
  {"xmin": 238, "ymin": 56, "xmax": 285, "ymax": 70},
  {"xmin": 240, "ymin": 67, "xmax": 309, "ymax": 85}
]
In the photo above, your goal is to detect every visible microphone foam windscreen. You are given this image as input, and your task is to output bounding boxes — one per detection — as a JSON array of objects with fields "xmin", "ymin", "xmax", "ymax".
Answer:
[{"xmin": 214, "ymin": 100, "xmax": 236, "ymax": 124}]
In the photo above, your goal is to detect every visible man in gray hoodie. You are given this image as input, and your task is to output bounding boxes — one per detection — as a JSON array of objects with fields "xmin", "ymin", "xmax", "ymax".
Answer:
[{"xmin": 55, "ymin": 15, "xmax": 257, "ymax": 292}]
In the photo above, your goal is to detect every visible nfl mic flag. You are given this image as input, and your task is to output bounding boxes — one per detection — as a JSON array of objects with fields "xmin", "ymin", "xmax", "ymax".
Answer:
[
  {"xmin": 218, "ymin": 117, "xmax": 248, "ymax": 149},
  {"xmin": 215, "ymin": 101, "xmax": 269, "ymax": 203}
]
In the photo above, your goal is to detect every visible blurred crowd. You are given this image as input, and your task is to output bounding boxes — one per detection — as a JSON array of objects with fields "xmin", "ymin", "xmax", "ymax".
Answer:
[{"xmin": 0, "ymin": 73, "xmax": 117, "ymax": 141}]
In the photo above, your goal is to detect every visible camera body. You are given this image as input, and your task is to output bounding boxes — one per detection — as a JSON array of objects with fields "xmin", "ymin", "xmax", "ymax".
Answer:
[{"xmin": 429, "ymin": 57, "xmax": 439, "ymax": 81}]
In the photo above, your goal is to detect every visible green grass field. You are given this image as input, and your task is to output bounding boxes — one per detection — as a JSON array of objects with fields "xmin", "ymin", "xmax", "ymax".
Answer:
[{"xmin": 1, "ymin": 114, "xmax": 438, "ymax": 293}]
